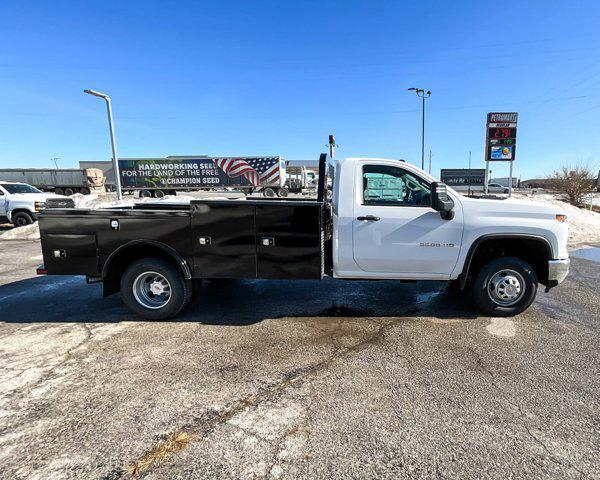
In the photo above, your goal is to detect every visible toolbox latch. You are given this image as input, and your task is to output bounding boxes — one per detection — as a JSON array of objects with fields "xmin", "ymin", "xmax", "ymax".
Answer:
[{"xmin": 260, "ymin": 237, "xmax": 275, "ymax": 247}]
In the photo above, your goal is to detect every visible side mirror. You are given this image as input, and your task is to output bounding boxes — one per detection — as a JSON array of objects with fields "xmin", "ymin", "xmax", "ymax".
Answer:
[{"xmin": 431, "ymin": 182, "xmax": 454, "ymax": 220}]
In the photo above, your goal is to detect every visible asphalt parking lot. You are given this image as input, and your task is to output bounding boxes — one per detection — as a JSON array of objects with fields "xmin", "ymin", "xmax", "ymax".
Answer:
[{"xmin": 0, "ymin": 239, "xmax": 599, "ymax": 479}]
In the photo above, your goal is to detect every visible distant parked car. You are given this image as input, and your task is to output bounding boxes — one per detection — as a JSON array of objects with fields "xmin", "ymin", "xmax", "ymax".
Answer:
[{"xmin": 487, "ymin": 183, "xmax": 510, "ymax": 194}]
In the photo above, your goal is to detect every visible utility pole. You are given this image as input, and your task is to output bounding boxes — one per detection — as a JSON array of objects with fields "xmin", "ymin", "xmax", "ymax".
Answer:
[
  {"xmin": 51, "ymin": 157, "xmax": 60, "ymax": 169},
  {"xmin": 428, "ymin": 149, "xmax": 432, "ymax": 174},
  {"xmin": 468, "ymin": 151, "xmax": 472, "ymax": 196},
  {"xmin": 408, "ymin": 87, "xmax": 431, "ymax": 170},
  {"xmin": 508, "ymin": 161, "xmax": 514, "ymax": 197}
]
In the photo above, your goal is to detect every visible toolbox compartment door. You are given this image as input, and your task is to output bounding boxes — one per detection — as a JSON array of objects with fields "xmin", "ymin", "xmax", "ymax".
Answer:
[
  {"xmin": 191, "ymin": 203, "xmax": 256, "ymax": 278},
  {"xmin": 41, "ymin": 234, "xmax": 99, "ymax": 276},
  {"xmin": 256, "ymin": 204, "xmax": 322, "ymax": 279}
]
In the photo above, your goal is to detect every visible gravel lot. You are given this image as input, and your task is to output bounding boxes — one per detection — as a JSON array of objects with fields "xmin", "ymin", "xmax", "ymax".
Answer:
[{"xmin": 0, "ymin": 239, "xmax": 599, "ymax": 479}]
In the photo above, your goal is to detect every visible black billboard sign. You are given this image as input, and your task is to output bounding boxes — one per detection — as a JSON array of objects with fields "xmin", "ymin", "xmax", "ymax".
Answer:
[
  {"xmin": 440, "ymin": 169, "xmax": 486, "ymax": 188},
  {"xmin": 486, "ymin": 112, "xmax": 518, "ymax": 162},
  {"xmin": 118, "ymin": 157, "xmax": 283, "ymax": 189}
]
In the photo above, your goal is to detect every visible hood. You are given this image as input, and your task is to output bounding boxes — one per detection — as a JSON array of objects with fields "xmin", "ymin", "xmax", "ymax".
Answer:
[
  {"xmin": 458, "ymin": 195, "xmax": 567, "ymax": 220},
  {"xmin": 7, "ymin": 192, "xmax": 67, "ymax": 202}
]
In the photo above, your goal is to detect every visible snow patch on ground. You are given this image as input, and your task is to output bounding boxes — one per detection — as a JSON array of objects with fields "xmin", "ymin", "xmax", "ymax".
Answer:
[
  {"xmin": 0, "ymin": 223, "xmax": 40, "ymax": 240},
  {"xmin": 70, "ymin": 193, "xmax": 134, "ymax": 209},
  {"xmin": 570, "ymin": 246, "xmax": 600, "ymax": 263}
]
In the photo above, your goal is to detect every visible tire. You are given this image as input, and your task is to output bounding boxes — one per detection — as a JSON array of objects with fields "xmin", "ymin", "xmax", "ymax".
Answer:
[
  {"xmin": 12, "ymin": 212, "xmax": 34, "ymax": 227},
  {"xmin": 120, "ymin": 258, "xmax": 193, "ymax": 320},
  {"xmin": 140, "ymin": 190, "xmax": 152, "ymax": 198},
  {"xmin": 55, "ymin": 188, "xmax": 64, "ymax": 195},
  {"xmin": 473, "ymin": 257, "xmax": 538, "ymax": 317},
  {"xmin": 64, "ymin": 188, "xmax": 75, "ymax": 196},
  {"xmin": 277, "ymin": 187, "xmax": 289, "ymax": 198},
  {"xmin": 80, "ymin": 187, "xmax": 91, "ymax": 195},
  {"xmin": 263, "ymin": 187, "xmax": 276, "ymax": 198},
  {"xmin": 153, "ymin": 190, "xmax": 165, "ymax": 198}
]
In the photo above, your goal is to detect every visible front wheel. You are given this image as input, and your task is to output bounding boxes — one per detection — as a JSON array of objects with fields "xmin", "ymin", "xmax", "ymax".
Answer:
[
  {"xmin": 473, "ymin": 257, "xmax": 538, "ymax": 317},
  {"xmin": 120, "ymin": 258, "xmax": 192, "ymax": 320},
  {"xmin": 12, "ymin": 212, "xmax": 34, "ymax": 227}
]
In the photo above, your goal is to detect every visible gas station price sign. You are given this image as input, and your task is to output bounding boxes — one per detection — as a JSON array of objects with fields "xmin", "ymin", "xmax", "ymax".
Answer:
[{"xmin": 486, "ymin": 112, "xmax": 518, "ymax": 161}]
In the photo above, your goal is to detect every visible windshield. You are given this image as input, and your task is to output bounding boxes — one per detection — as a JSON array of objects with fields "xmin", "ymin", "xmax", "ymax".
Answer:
[{"xmin": 1, "ymin": 183, "xmax": 43, "ymax": 194}]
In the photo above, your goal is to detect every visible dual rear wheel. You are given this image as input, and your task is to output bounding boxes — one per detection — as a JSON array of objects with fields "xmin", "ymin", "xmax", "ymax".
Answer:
[{"xmin": 120, "ymin": 258, "xmax": 192, "ymax": 320}]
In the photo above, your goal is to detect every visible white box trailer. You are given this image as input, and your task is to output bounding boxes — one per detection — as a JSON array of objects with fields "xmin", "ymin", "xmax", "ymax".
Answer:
[{"xmin": 0, "ymin": 168, "xmax": 105, "ymax": 195}]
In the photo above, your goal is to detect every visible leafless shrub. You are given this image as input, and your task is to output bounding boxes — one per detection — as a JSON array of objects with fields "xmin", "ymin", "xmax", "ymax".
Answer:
[{"xmin": 551, "ymin": 164, "xmax": 596, "ymax": 206}]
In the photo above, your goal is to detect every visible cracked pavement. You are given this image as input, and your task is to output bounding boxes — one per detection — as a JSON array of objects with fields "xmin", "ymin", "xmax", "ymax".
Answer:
[{"xmin": 0, "ymin": 239, "xmax": 599, "ymax": 479}]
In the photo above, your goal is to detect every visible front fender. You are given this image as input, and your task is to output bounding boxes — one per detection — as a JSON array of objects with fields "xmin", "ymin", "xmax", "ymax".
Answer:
[{"xmin": 455, "ymin": 233, "xmax": 554, "ymax": 289}]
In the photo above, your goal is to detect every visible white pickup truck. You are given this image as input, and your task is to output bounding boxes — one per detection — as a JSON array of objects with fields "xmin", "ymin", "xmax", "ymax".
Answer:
[
  {"xmin": 0, "ymin": 182, "xmax": 67, "ymax": 227},
  {"xmin": 37, "ymin": 154, "xmax": 570, "ymax": 319}
]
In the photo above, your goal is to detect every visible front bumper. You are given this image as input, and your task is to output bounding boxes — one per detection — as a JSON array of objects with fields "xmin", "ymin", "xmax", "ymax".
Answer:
[{"xmin": 546, "ymin": 258, "xmax": 570, "ymax": 291}]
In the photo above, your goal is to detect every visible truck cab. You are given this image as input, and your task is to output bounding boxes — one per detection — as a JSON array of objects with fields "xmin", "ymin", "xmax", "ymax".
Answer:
[{"xmin": 330, "ymin": 157, "xmax": 569, "ymax": 309}]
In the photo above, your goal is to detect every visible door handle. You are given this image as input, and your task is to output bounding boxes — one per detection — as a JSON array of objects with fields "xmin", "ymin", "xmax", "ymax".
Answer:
[{"xmin": 357, "ymin": 215, "xmax": 380, "ymax": 221}]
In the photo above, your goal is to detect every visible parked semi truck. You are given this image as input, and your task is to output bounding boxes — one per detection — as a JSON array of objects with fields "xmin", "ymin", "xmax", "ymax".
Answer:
[
  {"xmin": 37, "ymin": 153, "xmax": 570, "ymax": 320},
  {"xmin": 0, "ymin": 168, "xmax": 105, "ymax": 195}
]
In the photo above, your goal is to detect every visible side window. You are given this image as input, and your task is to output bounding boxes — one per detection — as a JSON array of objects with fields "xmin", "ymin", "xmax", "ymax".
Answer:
[{"xmin": 362, "ymin": 165, "xmax": 431, "ymax": 206}]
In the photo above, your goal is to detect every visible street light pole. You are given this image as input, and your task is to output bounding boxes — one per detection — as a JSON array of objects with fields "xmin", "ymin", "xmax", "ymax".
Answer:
[
  {"xmin": 83, "ymin": 89, "xmax": 123, "ymax": 200},
  {"xmin": 408, "ymin": 87, "xmax": 431, "ymax": 170}
]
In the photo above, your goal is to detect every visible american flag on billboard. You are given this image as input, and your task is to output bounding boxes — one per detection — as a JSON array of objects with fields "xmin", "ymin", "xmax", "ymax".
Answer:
[{"xmin": 212, "ymin": 157, "xmax": 281, "ymax": 187}]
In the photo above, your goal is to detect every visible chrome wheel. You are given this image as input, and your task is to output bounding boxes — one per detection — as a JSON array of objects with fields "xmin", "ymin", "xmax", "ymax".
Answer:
[
  {"xmin": 132, "ymin": 271, "xmax": 172, "ymax": 309},
  {"xmin": 488, "ymin": 269, "xmax": 525, "ymax": 306}
]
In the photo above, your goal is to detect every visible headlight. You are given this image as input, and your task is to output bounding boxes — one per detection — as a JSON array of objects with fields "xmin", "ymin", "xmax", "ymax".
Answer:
[
  {"xmin": 34, "ymin": 201, "xmax": 46, "ymax": 212},
  {"xmin": 555, "ymin": 214, "xmax": 567, "ymax": 223}
]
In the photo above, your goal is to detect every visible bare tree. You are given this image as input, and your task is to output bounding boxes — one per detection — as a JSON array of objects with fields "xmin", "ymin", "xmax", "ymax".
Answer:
[{"xmin": 552, "ymin": 164, "xmax": 596, "ymax": 206}]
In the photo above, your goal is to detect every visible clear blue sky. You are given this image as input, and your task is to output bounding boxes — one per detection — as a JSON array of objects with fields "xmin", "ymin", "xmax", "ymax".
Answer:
[{"xmin": 1, "ymin": 0, "xmax": 599, "ymax": 180}]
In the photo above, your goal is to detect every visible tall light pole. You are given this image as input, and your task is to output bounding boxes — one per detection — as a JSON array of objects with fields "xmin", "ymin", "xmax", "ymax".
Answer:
[
  {"xmin": 408, "ymin": 87, "xmax": 431, "ymax": 170},
  {"xmin": 84, "ymin": 89, "xmax": 122, "ymax": 200}
]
